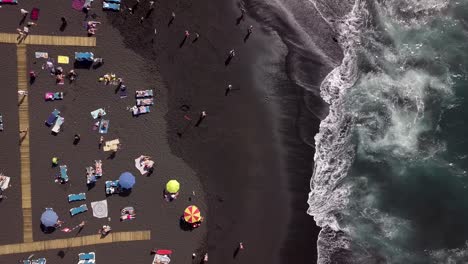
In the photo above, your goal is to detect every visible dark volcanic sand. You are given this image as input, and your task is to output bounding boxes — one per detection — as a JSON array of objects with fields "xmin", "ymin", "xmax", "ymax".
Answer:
[
  {"xmin": 0, "ymin": 1, "xmax": 206, "ymax": 263},
  {"xmin": 0, "ymin": 0, "xmax": 341, "ymax": 263},
  {"xmin": 105, "ymin": 0, "xmax": 328, "ymax": 263}
]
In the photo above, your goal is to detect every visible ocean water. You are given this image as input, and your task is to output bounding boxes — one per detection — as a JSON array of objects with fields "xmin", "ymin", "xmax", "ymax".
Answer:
[{"xmin": 308, "ymin": 0, "xmax": 468, "ymax": 263}]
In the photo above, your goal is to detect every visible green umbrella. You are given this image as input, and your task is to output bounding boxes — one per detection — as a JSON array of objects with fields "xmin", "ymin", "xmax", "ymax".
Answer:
[{"xmin": 166, "ymin": 180, "xmax": 180, "ymax": 193}]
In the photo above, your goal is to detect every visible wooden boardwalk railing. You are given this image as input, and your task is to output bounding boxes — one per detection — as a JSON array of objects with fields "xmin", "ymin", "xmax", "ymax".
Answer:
[{"xmin": 0, "ymin": 231, "xmax": 151, "ymax": 255}]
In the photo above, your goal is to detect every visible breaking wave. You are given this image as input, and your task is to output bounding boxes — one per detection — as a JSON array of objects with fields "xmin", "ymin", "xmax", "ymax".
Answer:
[{"xmin": 308, "ymin": 0, "xmax": 468, "ymax": 263}]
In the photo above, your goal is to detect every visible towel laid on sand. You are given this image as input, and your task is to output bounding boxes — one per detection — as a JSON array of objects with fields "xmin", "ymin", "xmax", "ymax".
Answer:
[{"xmin": 72, "ymin": 0, "xmax": 85, "ymax": 11}]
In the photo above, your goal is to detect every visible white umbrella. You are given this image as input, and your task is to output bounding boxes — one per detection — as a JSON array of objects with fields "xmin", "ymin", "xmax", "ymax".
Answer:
[{"xmin": 91, "ymin": 200, "xmax": 108, "ymax": 218}]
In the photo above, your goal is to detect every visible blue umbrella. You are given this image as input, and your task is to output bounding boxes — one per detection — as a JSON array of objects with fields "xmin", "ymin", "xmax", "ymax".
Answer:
[
  {"xmin": 119, "ymin": 172, "xmax": 136, "ymax": 189},
  {"xmin": 40, "ymin": 208, "xmax": 58, "ymax": 227}
]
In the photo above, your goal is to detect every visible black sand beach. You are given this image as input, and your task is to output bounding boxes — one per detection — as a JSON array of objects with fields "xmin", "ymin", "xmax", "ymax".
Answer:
[{"xmin": 0, "ymin": 0, "xmax": 343, "ymax": 263}]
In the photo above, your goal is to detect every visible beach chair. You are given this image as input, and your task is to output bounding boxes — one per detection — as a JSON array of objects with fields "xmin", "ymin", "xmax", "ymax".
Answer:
[
  {"xmin": 105, "ymin": 180, "xmax": 119, "ymax": 194},
  {"xmin": 45, "ymin": 92, "xmax": 64, "ymax": 101},
  {"xmin": 45, "ymin": 109, "xmax": 60, "ymax": 126},
  {"xmin": 135, "ymin": 90, "xmax": 153, "ymax": 98},
  {"xmin": 70, "ymin": 204, "xmax": 88, "ymax": 216},
  {"xmin": 22, "ymin": 257, "xmax": 47, "ymax": 264},
  {"xmin": 137, "ymin": 98, "xmax": 154, "ymax": 106},
  {"xmin": 68, "ymin": 193, "xmax": 86, "ymax": 202},
  {"xmin": 90, "ymin": 108, "xmax": 106, "ymax": 119},
  {"xmin": 105, "ymin": 0, "xmax": 121, "ymax": 3},
  {"xmin": 0, "ymin": 114, "xmax": 3, "ymax": 131},
  {"xmin": 0, "ymin": 0, "xmax": 18, "ymax": 4},
  {"xmin": 52, "ymin": 116, "xmax": 65, "ymax": 133},
  {"xmin": 59, "ymin": 165, "xmax": 69, "ymax": 183},
  {"xmin": 132, "ymin": 106, "xmax": 150, "ymax": 116},
  {"xmin": 102, "ymin": 2, "xmax": 120, "ymax": 11},
  {"xmin": 95, "ymin": 160, "xmax": 103, "ymax": 177},
  {"xmin": 99, "ymin": 119, "xmax": 110, "ymax": 134},
  {"xmin": 78, "ymin": 252, "xmax": 95, "ymax": 264},
  {"xmin": 75, "ymin": 52, "xmax": 94, "ymax": 62}
]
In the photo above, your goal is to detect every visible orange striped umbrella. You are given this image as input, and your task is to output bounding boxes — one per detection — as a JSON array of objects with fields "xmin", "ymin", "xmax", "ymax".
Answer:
[{"xmin": 184, "ymin": 205, "xmax": 201, "ymax": 223}]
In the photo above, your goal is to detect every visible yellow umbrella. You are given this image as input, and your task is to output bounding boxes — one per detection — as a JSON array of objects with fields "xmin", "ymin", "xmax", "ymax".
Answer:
[
  {"xmin": 184, "ymin": 205, "xmax": 201, "ymax": 223},
  {"xmin": 166, "ymin": 180, "xmax": 180, "ymax": 193}
]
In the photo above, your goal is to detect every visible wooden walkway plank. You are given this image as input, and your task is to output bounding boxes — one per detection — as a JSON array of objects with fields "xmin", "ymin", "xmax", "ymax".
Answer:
[
  {"xmin": 0, "ymin": 33, "xmax": 96, "ymax": 46},
  {"xmin": 0, "ymin": 231, "xmax": 151, "ymax": 255},
  {"xmin": 17, "ymin": 44, "xmax": 33, "ymax": 243}
]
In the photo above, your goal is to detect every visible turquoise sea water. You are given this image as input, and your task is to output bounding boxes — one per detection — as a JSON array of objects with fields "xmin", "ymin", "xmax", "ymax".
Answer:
[{"xmin": 309, "ymin": 1, "xmax": 468, "ymax": 263}]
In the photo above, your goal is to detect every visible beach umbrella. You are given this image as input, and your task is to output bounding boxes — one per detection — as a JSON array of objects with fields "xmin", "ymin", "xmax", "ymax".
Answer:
[
  {"xmin": 166, "ymin": 180, "xmax": 180, "ymax": 193},
  {"xmin": 183, "ymin": 205, "xmax": 201, "ymax": 223},
  {"xmin": 40, "ymin": 208, "xmax": 58, "ymax": 227},
  {"xmin": 119, "ymin": 172, "xmax": 136, "ymax": 189}
]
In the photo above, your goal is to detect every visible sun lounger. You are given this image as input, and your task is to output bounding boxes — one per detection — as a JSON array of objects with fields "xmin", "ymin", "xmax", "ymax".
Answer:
[
  {"xmin": 102, "ymin": 2, "xmax": 120, "ymax": 11},
  {"xmin": 90, "ymin": 108, "xmax": 106, "ymax": 119},
  {"xmin": 137, "ymin": 98, "xmax": 154, "ymax": 106},
  {"xmin": 45, "ymin": 109, "xmax": 60, "ymax": 126},
  {"xmin": 135, "ymin": 90, "xmax": 153, "ymax": 98},
  {"xmin": 60, "ymin": 165, "xmax": 69, "ymax": 183},
  {"xmin": 105, "ymin": 180, "xmax": 119, "ymax": 194},
  {"xmin": 70, "ymin": 204, "xmax": 88, "ymax": 216},
  {"xmin": 52, "ymin": 116, "xmax": 64, "ymax": 133},
  {"xmin": 68, "ymin": 193, "xmax": 86, "ymax": 202},
  {"xmin": 22, "ymin": 257, "xmax": 46, "ymax": 264},
  {"xmin": 105, "ymin": 0, "xmax": 121, "ymax": 3},
  {"xmin": 94, "ymin": 160, "xmax": 102, "ymax": 176},
  {"xmin": 0, "ymin": 114, "xmax": 3, "ymax": 131},
  {"xmin": 45, "ymin": 92, "xmax": 64, "ymax": 101},
  {"xmin": 75, "ymin": 52, "xmax": 94, "ymax": 62},
  {"xmin": 79, "ymin": 252, "xmax": 95, "ymax": 261},
  {"xmin": 99, "ymin": 119, "xmax": 109, "ymax": 134},
  {"xmin": 132, "ymin": 106, "xmax": 150, "ymax": 116},
  {"xmin": 0, "ymin": 0, "xmax": 18, "ymax": 4}
]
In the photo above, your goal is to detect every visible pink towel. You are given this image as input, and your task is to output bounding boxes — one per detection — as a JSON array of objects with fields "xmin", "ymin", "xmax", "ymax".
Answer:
[{"xmin": 72, "ymin": 0, "xmax": 85, "ymax": 11}]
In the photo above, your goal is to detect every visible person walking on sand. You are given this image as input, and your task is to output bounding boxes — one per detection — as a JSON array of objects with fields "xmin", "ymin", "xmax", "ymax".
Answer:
[
  {"xmin": 185, "ymin": 30, "xmax": 190, "ymax": 38},
  {"xmin": 193, "ymin": 32, "xmax": 200, "ymax": 42},
  {"xmin": 149, "ymin": 0, "xmax": 155, "ymax": 9},
  {"xmin": 239, "ymin": 242, "xmax": 244, "ymax": 250},
  {"xmin": 225, "ymin": 84, "xmax": 233, "ymax": 96},
  {"xmin": 229, "ymin": 49, "xmax": 236, "ymax": 58},
  {"xmin": 169, "ymin": 11, "xmax": 176, "ymax": 25},
  {"xmin": 248, "ymin": 25, "xmax": 253, "ymax": 34},
  {"xmin": 203, "ymin": 253, "xmax": 208, "ymax": 262},
  {"xmin": 20, "ymin": 9, "xmax": 28, "ymax": 17},
  {"xmin": 99, "ymin": 136, "xmax": 104, "ymax": 149},
  {"xmin": 195, "ymin": 111, "xmax": 207, "ymax": 127},
  {"xmin": 140, "ymin": 17, "xmax": 145, "ymax": 23}
]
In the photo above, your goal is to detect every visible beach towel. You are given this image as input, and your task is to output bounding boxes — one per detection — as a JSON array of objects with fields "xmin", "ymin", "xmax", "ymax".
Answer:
[
  {"xmin": 99, "ymin": 120, "xmax": 109, "ymax": 134},
  {"xmin": 35, "ymin": 52, "xmax": 48, "ymax": 59},
  {"xmin": 90, "ymin": 108, "xmax": 106, "ymax": 119},
  {"xmin": 58, "ymin": 56, "xmax": 69, "ymax": 64},
  {"xmin": 134, "ymin": 156, "xmax": 153, "ymax": 175},
  {"xmin": 30, "ymin": 8, "xmax": 39, "ymax": 21},
  {"xmin": 72, "ymin": 0, "xmax": 85, "ymax": 10},
  {"xmin": 91, "ymin": 200, "xmax": 108, "ymax": 218}
]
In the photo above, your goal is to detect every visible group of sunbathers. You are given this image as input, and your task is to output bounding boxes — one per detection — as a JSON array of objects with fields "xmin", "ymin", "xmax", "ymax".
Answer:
[
  {"xmin": 41, "ymin": 59, "xmax": 78, "ymax": 84},
  {"xmin": 87, "ymin": 21, "xmax": 101, "ymax": 36},
  {"xmin": 99, "ymin": 73, "xmax": 119, "ymax": 85}
]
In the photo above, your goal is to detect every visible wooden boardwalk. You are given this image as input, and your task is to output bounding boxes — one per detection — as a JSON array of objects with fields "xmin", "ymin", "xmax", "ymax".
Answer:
[
  {"xmin": 17, "ymin": 44, "xmax": 33, "ymax": 243},
  {"xmin": 0, "ymin": 33, "xmax": 96, "ymax": 46},
  {"xmin": 0, "ymin": 231, "xmax": 151, "ymax": 255}
]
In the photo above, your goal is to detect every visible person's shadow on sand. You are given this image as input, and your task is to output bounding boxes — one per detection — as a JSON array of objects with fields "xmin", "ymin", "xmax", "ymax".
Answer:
[
  {"xmin": 179, "ymin": 37, "xmax": 188, "ymax": 48},
  {"xmin": 225, "ymin": 56, "xmax": 233, "ymax": 66}
]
